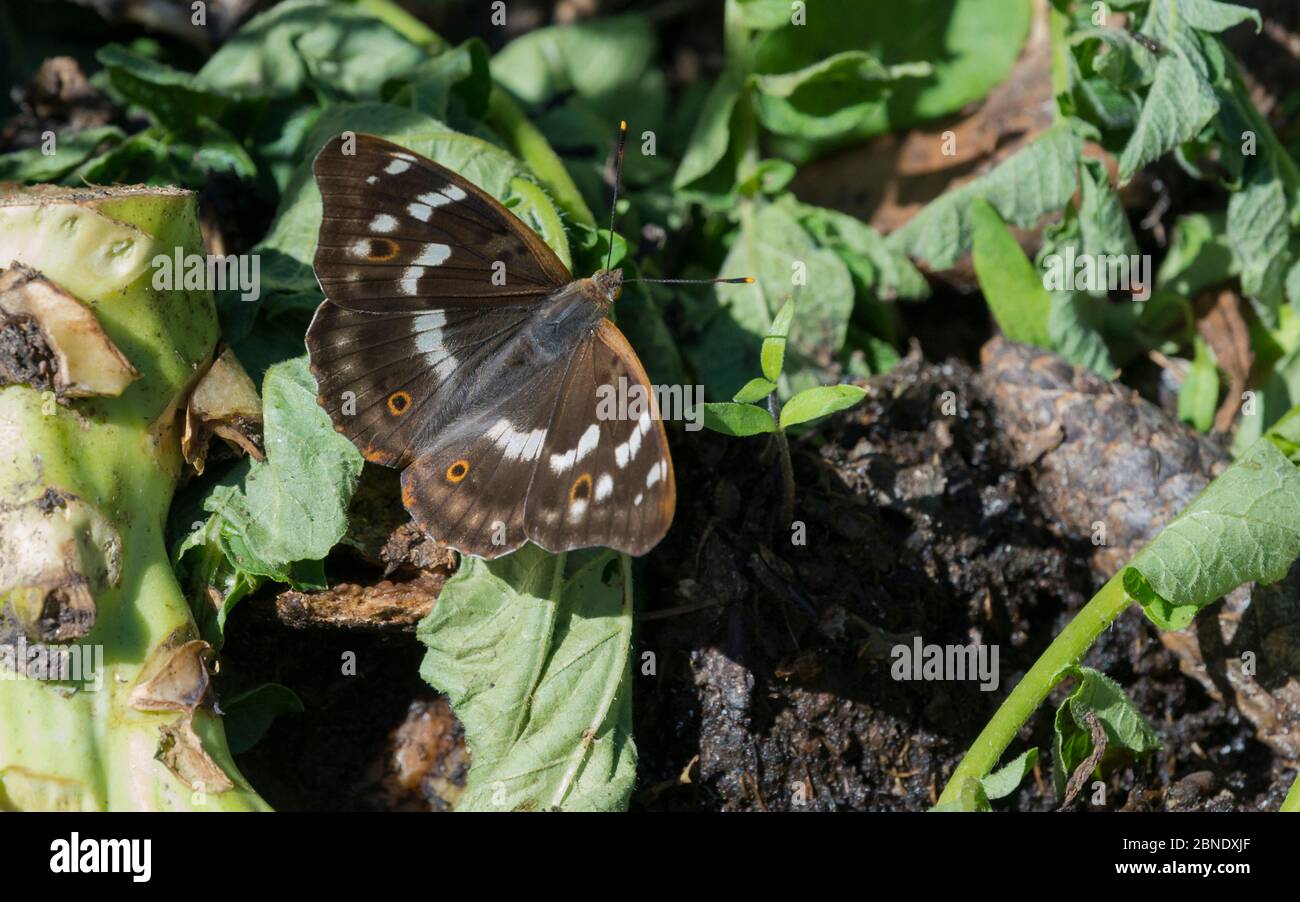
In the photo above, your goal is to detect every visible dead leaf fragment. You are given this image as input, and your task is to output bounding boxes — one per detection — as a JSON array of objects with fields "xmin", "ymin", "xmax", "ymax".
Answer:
[
  {"xmin": 275, "ymin": 569, "xmax": 447, "ymax": 631},
  {"xmin": 0, "ymin": 264, "xmax": 139, "ymax": 397},
  {"xmin": 182, "ymin": 344, "xmax": 264, "ymax": 474},
  {"xmin": 156, "ymin": 715, "xmax": 234, "ymax": 794},
  {"xmin": 1194, "ymin": 289, "xmax": 1253, "ymax": 433},
  {"xmin": 130, "ymin": 638, "xmax": 212, "ymax": 713}
]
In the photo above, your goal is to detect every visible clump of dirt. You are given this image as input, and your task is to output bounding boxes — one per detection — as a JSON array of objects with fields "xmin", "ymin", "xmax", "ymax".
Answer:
[{"xmin": 632, "ymin": 347, "xmax": 1283, "ymax": 812}]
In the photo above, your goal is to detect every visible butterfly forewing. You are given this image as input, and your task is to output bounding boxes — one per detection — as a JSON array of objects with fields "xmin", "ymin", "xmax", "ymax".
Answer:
[
  {"xmin": 306, "ymin": 301, "xmax": 537, "ymax": 467},
  {"xmin": 312, "ymin": 134, "xmax": 571, "ymax": 313}
]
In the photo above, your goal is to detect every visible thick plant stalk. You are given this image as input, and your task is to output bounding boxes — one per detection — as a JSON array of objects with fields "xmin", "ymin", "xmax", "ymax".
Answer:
[{"xmin": 0, "ymin": 185, "xmax": 267, "ymax": 811}]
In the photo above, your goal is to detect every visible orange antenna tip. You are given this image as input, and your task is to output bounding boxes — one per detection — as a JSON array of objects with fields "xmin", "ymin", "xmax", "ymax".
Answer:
[{"xmin": 620, "ymin": 119, "xmax": 628, "ymax": 131}]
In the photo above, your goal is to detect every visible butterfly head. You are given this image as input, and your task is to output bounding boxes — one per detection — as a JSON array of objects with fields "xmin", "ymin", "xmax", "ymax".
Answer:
[{"xmin": 592, "ymin": 268, "xmax": 624, "ymax": 306}]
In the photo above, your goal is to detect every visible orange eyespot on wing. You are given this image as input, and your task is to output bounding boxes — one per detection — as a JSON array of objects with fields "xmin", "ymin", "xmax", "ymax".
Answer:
[
  {"xmin": 569, "ymin": 472, "xmax": 592, "ymax": 503},
  {"xmin": 366, "ymin": 237, "xmax": 400, "ymax": 261},
  {"xmin": 446, "ymin": 459, "xmax": 470, "ymax": 483},
  {"xmin": 387, "ymin": 391, "xmax": 412, "ymax": 415}
]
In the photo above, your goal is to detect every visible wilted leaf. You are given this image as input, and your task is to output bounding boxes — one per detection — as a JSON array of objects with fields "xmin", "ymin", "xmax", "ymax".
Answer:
[{"xmin": 1052, "ymin": 666, "xmax": 1160, "ymax": 801}]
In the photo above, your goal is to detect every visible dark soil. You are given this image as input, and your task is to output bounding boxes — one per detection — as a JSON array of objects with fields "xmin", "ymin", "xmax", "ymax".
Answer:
[{"xmin": 221, "ymin": 337, "xmax": 1292, "ymax": 812}]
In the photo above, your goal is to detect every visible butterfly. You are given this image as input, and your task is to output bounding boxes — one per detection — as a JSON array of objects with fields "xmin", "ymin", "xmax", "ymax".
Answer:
[{"xmin": 306, "ymin": 131, "xmax": 745, "ymax": 560}]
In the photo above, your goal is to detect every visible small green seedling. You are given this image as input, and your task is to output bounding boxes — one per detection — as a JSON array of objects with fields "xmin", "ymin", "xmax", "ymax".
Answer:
[{"xmin": 701, "ymin": 295, "xmax": 868, "ymax": 525}]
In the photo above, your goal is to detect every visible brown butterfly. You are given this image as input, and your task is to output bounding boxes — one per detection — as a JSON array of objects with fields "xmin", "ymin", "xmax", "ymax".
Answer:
[{"xmin": 306, "ymin": 130, "xmax": 747, "ymax": 559}]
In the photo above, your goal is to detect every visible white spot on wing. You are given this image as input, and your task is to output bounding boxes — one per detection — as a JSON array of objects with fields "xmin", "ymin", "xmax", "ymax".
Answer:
[
  {"xmin": 568, "ymin": 499, "xmax": 588, "ymax": 521},
  {"xmin": 646, "ymin": 463, "xmax": 661, "ymax": 488},
  {"xmin": 413, "ymin": 244, "xmax": 451, "ymax": 266},
  {"xmin": 408, "ymin": 203, "xmax": 432, "ymax": 222},
  {"xmin": 615, "ymin": 442, "xmax": 629, "ymax": 469},
  {"xmin": 444, "ymin": 185, "xmax": 467, "ymax": 201},
  {"xmin": 638, "ymin": 411, "xmax": 652, "ymax": 435},
  {"xmin": 550, "ymin": 449, "xmax": 576, "ymax": 474},
  {"xmin": 634, "ymin": 493, "xmax": 643, "ymax": 506},
  {"xmin": 366, "ymin": 175, "xmax": 378, "ymax": 185},
  {"xmin": 595, "ymin": 474, "xmax": 613, "ymax": 501},
  {"xmin": 399, "ymin": 266, "xmax": 424, "ymax": 295},
  {"xmin": 385, "ymin": 160, "xmax": 411, "ymax": 175},
  {"xmin": 370, "ymin": 214, "xmax": 398, "ymax": 233},
  {"xmin": 576, "ymin": 424, "xmax": 600, "ymax": 461},
  {"xmin": 417, "ymin": 192, "xmax": 453, "ymax": 208},
  {"xmin": 349, "ymin": 239, "xmax": 370, "ymax": 258},
  {"xmin": 491, "ymin": 419, "xmax": 547, "ymax": 462}
]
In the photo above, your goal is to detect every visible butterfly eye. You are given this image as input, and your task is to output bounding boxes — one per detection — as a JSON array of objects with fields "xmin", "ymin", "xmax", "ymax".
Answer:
[
  {"xmin": 446, "ymin": 459, "xmax": 470, "ymax": 483},
  {"xmin": 569, "ymin": 473, "xmax": 593, "ymax": 502},
  {"xmin": 387, "ymin": 391, "xmax": 412, "ymax": 415}
]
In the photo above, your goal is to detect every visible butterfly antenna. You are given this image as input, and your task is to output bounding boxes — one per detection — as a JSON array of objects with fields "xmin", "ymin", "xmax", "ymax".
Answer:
[
  {"xmin": 605, "ymin": 120, "xmax": 630, "ymax": 273},
  {"xmin": 625, "ymin": 277, "xmax": 755, "ymax": 285}
]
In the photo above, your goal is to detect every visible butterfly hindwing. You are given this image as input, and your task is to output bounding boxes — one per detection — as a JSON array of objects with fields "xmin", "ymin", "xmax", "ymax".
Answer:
[
  {"xmin": 523, "ymin": 320, "xmax": 675, "ymax": 556},
  {"xmin": 399, "ymin": 366, "xmax": 568, "ymax": 559},
  {"xmin": 312, "ymin": 133, "xmax": 571, "ymax": 313}
]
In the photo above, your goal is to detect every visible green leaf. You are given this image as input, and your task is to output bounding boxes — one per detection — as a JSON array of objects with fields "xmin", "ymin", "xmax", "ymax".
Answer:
[
  {"xmin": 735, "ymin": 0, "xmax": 796, "ymax": 30},
  {"xmin": 970, "ymin": 197, "xmax": 1053, "ymax": 348},
  {"xmin": 1048, "ymin": 291, "xmax": 1116, "ymax": 376},
  {"xmin": 1078, "ymin": 157, "xmax": 1139, "ymax": 261},
  {"xmin": 1125, "ymin": 434, "xmax": 1300, "ymax": 630},
  {"xmin": 749, "ymin": 51, "xmax": 928, "ymax": 140},
  {"xmin": 1227, "ymin": 164, "xmax": 1290, "ymax": 311},
  {"xmin": 672, "ymin": 71, "xmax": 743, "ymax": 189},
  {"xmin": 97, "ymin": 44, "xmax": 226, "ymax": 128},
  {"xmin": 751, "ymin": 0, "xmax": 1031, "ymax": 154},
  {"xmin": 1157, "ymin": 211, "xmax": 1238, "ymax": 297},
  {"xmin": 1052, "ymin": 666, "xmax": 1161, "ymax": 800},
  {"xmin": 702, "ymin": 402, "xmax": 777, "ymax": 437},
  {"xmin": 384, "ymin": 39, "xmax": 492, "ymax": 121},
  {"xmin": 761, "ymin": 295, "xmax": 797, "ymax": 381},
  {"xmin": 1152, "ymin": 0, "xmax": 1261, "ymax": 35},
  {"xmin": 888, "ymin": 122, "xmax": 1083, "ymax": 270},
  {"xmin": 734, "ymin": 377, "xmax": 777, "ymax": 404},
  {"xmin": 980, "ymin": 747, "xmax": 1039, "ymax": 801},
  {"xmin": 196, "ymin": 0, "xmax": 426, "ymax": 99},
  {"xmin": 491, "ymin": 13, "xmax": 655, "ymax": 106},
  {"xmin": 1117, "ymin": 52, "xmax": 1219, "ymax": 183},
  {"xmin": 779, "ymin": 385, "xmax": 867, "ymax": 430},
  {"xmin": 794, "ymin": 201, "xmax": 929, "ymax": 300},
  {"xmin": 0, "ymin": 126, "xmax": 123, "ymax": 183},
  {"xmin": 222, "ymin": 683, "xmax": 304, "ymax": 755},
  {"xmin": 418, "ymin": 547, "xmax": 636, "ymax": 811},
  {"xmin": 1177, "ymin": 336, "xmax": 1219, "ymax": 432},
  {"xmin": 202, "ymin": 357, "xmax": 363, "ymax": 581},
  {"xmin": 697, "ymin": 199, "xmax": 853, "ymax": 398}
]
